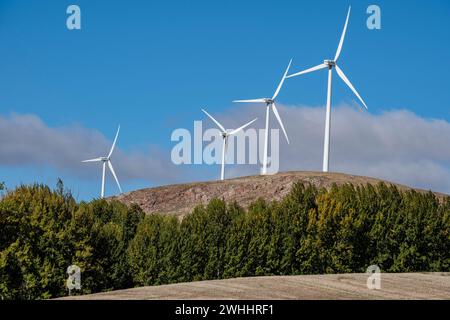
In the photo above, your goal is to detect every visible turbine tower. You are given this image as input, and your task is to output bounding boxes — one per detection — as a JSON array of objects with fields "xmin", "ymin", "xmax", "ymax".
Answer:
[
  {"xmin": 202, "ymin": 109, "xmax": 257, "ymax": 180},
  {"xmin": 286, "ymin": 6, "xmax": 368, "ymax": 172},
  {"xmin": 233, "ymin": 59, "xmax": 292, "ymax": 175},
  {"xmin": 82, "ymin": 125, "xmax": 122, "ymax": 198}
]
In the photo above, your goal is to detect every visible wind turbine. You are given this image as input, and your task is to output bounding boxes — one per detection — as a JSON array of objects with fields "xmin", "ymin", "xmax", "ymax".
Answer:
[
  {"xmin": 286, "ymin": 6, "xmax": 368, "ymax": 172},
  {"xmin": 82, "ymin": 125, "xmax": 122, "ymax": 198},
  {"xmin": 233, "ymin": 59, "xmax": 292, "ymax": 175},
  {"xmin": 202, "ymin": 109, "xmax": 257, "ymax": 181}
]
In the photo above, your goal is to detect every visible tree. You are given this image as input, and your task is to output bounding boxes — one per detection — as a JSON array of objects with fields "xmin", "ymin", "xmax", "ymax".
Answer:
[
  {"xmin": 69, "ymin": 200, "xmax": 144, "ymax": 293},
  {"xmin": 0, "ymin": 180, "xmax": 449, "ymax": 299},
  {"xmin": 0, "ymin": 184, "xmax": 76, "ymax": 299},
  {"xmin": 127, "ymin": 214, "xmax": 178, "ymax": 286}
]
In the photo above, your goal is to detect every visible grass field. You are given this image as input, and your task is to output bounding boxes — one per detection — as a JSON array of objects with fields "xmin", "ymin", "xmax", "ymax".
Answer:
[{"xmin": 60, "ymin": 273, "xmax": 450, "ymax": 300}]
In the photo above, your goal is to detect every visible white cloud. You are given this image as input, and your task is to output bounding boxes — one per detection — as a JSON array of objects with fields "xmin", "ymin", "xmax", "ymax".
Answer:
[
  {"xmin": 2, "ymin": 106, "xmax": 450, "ymax": 195},
  {"xmin": 0, "ymin": 113, "xmax": 181, "ymax": 184},
  {"xmin": 219, "ymin": 104, "xmax": 450, "ymax": 194}
]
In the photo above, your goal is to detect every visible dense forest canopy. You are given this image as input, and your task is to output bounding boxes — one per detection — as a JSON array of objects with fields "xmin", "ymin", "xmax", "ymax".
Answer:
[{"xmin": 0, "ymin": 181, "xmax": 449, "ymax": 299}]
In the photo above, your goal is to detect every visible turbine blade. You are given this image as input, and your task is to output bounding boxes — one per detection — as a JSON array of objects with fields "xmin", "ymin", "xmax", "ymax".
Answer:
[
  {"xmin": 108, "ymin": 125, "xmax": 121, "ymax": 158},
  {"xmin": 201, "ymin": 109, "xmax": 226, "ymax": 132},
  {"xmin": 82, "ymin": 157, "xmax": 103, "ymax": 163},
  {"xmin": 286, "ymin": 63, "xmax": 328, "ymax": 79},
  {"xmin": 232, "ymin": 99, "xmax": 266, "ymax": 103},
  {"xmin": 335, "ymin": 65, "xmax": 368, "ymax": 110},
  {"xmin": 108, "ymin": 161, "xmax": 122, "ymax": 193},
  {"xmin": 272, "ymin": 59, "xmax": 293, "ymax": 100},
  {"xmin": 334, "ymin": 6, "xmax": 351, "ymax": 61},
  {"xmin": 271, "ymin": 102, "xmax": 289, "ymax": 144},
  {"xmin": 229, "ymin": 118, "xmax": 258, "ymax": 135}
]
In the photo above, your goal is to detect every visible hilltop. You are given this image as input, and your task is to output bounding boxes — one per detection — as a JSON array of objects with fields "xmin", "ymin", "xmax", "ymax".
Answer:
[{"xmin": 112, "ymin": 171, "xmax": 446, "ymax": 218}]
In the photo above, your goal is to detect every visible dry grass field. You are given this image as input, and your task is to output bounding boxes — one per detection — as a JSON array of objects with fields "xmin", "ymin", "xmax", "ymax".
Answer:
[{"xmin": 61, "ymin": 273, "xmax": 450, "ymax": 300}]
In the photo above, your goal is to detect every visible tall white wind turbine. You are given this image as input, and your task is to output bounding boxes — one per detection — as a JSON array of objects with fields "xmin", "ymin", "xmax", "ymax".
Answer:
[
  {"xmin": 233, "ymin": 59, "xmax": 292, "ymax": 175},
  {"xmin": 82, "ymin": 125, "xmax": 122, "ymax": 198},
  {"xmin": 202, "ymin": 109, "xmax": 257, "ymax": 181},
  {"xmin": 286, "ymin": 6, "xmax": 368, "ymax": 172}
]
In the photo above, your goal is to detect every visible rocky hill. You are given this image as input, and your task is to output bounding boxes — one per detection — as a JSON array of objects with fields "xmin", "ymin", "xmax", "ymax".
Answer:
[{"xmin": 112, "ymin": 171, "xmax": 446, "ymax": 219}]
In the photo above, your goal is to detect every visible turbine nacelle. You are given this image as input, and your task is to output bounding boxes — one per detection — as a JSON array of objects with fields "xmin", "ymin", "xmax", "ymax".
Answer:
[
  {"xmin": 324, "ymin": 60, "xmax": 336, "ymax": 67},
  {"xmin": 264, "ymin": 98, "xmax": 275, "ymax": 105}
]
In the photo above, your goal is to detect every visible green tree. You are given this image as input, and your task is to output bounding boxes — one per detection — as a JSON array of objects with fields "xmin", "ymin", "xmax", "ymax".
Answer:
[
  {"xmin": 0, "ymin": 184, "xmax": 76, "ymax": 299},
  {"xmin": 1, "ymin": 180, "xmax": 449, "ymax": 300},
  {"xmin": 127, "ymin": 214, "xmax": 179, "ymax": 286},
  {"xmin": 68, "ymin": 200, "xmax": 144, "ymax": 294}
]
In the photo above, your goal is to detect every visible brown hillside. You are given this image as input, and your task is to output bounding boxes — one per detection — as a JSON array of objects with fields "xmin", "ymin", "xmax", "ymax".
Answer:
[{"xmin": 112, "ymin": 171, "xmax": 446, "ymax": 219}]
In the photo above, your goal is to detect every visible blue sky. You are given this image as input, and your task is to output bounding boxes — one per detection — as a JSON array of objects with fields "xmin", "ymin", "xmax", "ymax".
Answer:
[{"xmin": 1, "ymin": 0, "xmax": 450, "ymax": 200}]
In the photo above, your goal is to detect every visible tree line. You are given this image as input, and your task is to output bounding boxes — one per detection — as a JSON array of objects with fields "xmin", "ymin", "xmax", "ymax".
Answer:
[{"xmin": 0, "ymin": 181, "xmax": 449, "ymax": 299}]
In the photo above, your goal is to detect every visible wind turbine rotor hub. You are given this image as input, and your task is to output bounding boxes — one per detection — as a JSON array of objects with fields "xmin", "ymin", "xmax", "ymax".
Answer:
[
  {"xmin": 324, "ymin": 60, "xmax": 336, "ymax": 67},
  {"xmin": 265, "ymin": 99, "xmax": 274, "ymax": 105}
]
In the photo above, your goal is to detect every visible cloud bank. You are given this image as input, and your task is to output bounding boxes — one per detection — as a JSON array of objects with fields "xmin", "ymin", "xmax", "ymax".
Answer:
[
  {"xmin": 2, "ymin": 106, "xmax": 450, "ymax": 195},
  {"xmin": 221, "ymin": 104, "xmax": 450, "ymax": 194},
  {"xmin": 0, "ymin": 113, "xmax": 180, "ymax": 184}
]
